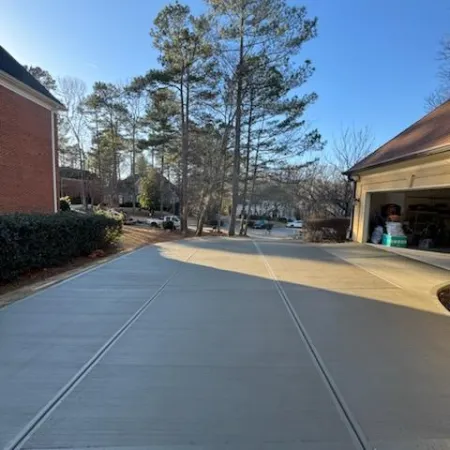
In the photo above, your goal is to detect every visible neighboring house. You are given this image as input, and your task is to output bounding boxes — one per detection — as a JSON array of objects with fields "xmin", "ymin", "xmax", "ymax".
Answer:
[
  {"xmin": 118, "ymin": 173, "xmax": 179, "ymax": 208},
  {"xmin": 117, "ymin": 175, "xmax": 141, "ymax": 205},
  {"xmin": 347, "ymin": 99, "xmax": 450, "ymax": 245},
  {"xmin": 60, "ymin": 167, "xmax": 103, "ymax": 205},
  {"xmin": 236, "ymin": 201, "xmax": 295, "ymax": 219},
  {"xmin": 0, "ymin": 46, "xmax": 64, "ymax": 213}
]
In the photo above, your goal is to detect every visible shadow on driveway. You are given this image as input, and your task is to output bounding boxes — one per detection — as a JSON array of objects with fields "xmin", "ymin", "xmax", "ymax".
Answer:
[{"xmin": 1, "ymin": 238, "xmax": 450, "ymax": 450}]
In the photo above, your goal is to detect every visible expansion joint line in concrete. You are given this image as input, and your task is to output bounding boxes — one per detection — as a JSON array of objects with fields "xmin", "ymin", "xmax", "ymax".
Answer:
[
  {"xmin": 252, "ymin": 240, "xmax": 373, "ymax": 450},
  {"xmin": 5, "ymin": 248, "xmax": 198, "ymax": 450}
]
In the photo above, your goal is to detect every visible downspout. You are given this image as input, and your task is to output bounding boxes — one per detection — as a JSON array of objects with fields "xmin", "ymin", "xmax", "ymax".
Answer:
[
  {"xmin": 347, "ymin": 174, "xmax": 359, "ymax": 241},
  {"xmin": 51, "ymin": 111, "xmax": 58, "ymax": 213}
]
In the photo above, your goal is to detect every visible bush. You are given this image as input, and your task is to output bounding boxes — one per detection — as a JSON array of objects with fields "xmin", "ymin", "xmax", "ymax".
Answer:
[
  {"xmin": 60, "ymin": 196, "xmax": 71, "ymax": 212},
  {"xmin": 249, "ymin": 214, "xmax": 270, "ymax": 221},
  {"xmin": 303, "ymin": 217, "xmax": 350, "ymax": 243},
  {"xmin": 94, "ymin": 207, "xmax": 125, "ymax": 223},
  {"xmin": 0, "ymin": 212, "xmax": 122, "ymax": 281},
  {"xmin": 119, "ymin": 201, "xmax": 141, "ymax": 208},
  {"xmin": 207, "ymin": 219, "xmax": 224, "ymax": 227},
  {"xmin": 163, "ymin": 220, "xmax": 174, "ymax": 231}
]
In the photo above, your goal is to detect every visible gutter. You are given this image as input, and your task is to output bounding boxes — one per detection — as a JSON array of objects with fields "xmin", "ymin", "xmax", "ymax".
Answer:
[
  {"xmin": 344, "ymin": 143, "xmax": 450, "ymax": 177},
  {"xmin": 346, "ymin": 174, "xmax": 359, "ymax": 241},
  {"xmin": 51, "ymin": 112, "xmax": 58, "ymax": 213},
  {"xmin": 0, "ymin": 70, "xmax": 65, "ymax": 111}
]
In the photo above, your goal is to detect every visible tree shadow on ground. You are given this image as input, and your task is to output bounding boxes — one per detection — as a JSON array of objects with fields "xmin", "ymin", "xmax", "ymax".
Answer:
[{"xmin": 1, "ymin": 238, "xmax": 450, "ymax": 449}]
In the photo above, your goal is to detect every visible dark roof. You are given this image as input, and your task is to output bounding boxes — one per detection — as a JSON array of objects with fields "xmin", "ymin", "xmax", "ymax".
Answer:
[
  {"xmin": 0, "ymin": 45, "xmax": 64, "ymax": 107},
  {"xmin": 60, "ymin": 167, "xmax": 98, "ymax": 180},
  {"xmin": 347, "ymin": 99, "xmax": 450, "ymax": 174}
]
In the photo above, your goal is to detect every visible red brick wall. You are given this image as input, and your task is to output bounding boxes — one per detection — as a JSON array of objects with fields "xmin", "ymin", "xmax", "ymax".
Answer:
[
  {"xmin": 0, "ymin": 84, "xmax": 57, "ymax": 213},
  {"xmin": 60, "ymin": 177, "xmax": 103, "ymax": 204}
]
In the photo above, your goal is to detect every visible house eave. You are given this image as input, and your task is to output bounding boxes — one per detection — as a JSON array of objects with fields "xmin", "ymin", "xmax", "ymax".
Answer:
[
  {"xmin": 0, "ymin": 70, "xmax": 65, "ymax": 111},
  {"xmin": 344, "ymin": 143, "xmax": 450, "ymax": 177}
]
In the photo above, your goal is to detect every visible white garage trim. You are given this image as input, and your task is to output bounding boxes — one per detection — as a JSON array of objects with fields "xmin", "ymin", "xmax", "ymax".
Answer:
[{"xmin": 51, "ymin": 112, "xmax": 58, "ymax": 213}]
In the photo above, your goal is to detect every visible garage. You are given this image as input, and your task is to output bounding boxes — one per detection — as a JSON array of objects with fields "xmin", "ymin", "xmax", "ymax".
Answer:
[
  {"xmin": 367, "ymin": 188, "xmax": 450, "ymax": 250},
  {"xmin": 347, "ymin": 99, "xmax": 450, "ymax": 252}
]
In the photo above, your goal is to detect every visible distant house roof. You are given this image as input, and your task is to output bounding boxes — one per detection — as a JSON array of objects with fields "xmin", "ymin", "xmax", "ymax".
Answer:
[
  {"xmin": 60, "ymin": 167, "xmax": 99, "ymax": 180},
  {"xmin": 118, "ymin": 172, "xmax": 178, "ymax": 196},
  {"xmin": 0, "ymin": 45, "xmax": 64, "ymax": 108},
  {"xmin": 347, "ymin": 99, "xmax": 450, "ymax": 175}
]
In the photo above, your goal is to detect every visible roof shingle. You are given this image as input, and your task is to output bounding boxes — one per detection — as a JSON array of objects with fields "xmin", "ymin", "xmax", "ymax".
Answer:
[
  {"xmin": 347, "ymin": 99, "xmax": 450, "ymax": 174},
  {"xmin": 0, "ymin": 45, "xmax": 63, "ymax": 107}
]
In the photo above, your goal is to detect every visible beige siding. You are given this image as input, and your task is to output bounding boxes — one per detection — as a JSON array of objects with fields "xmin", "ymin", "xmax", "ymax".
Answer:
[{"xmin": 352, "ymin": 153, "xmax": 450, "ymax": 242}]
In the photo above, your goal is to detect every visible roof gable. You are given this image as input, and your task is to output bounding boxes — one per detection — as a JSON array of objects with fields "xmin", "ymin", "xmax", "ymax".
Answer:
[
  {"xmin": 0, "ymin": 46, "xmax": 63, "ymax": 107},
  {"xmin": 348, "ymin": 99, "xmax": 450, "ymax": 174}
]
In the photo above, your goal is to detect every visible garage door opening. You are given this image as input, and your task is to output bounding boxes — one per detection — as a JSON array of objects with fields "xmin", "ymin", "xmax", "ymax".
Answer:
[{"xmin": 367, "ymin": 188, "xmax": 450, "ymax": 252}]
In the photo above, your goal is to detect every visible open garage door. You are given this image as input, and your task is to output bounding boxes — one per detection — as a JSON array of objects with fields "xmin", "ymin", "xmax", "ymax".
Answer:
[{"xmin": 368, "ymin": 188, "xmax": 450, "ymax": 251}]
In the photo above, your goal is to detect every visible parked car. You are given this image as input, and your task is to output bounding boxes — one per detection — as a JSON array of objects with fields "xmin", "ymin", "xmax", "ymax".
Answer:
[
  {"xmin": 253, "ymin": 219, "xmax": 270, "ymax": 229},
  {"xmin": 147, "ymin": 215, "xmax": 181, "ymax": 230},
  {"xmin": 286, "ymin": 220, "xmax": 303, "ymax": 228}
]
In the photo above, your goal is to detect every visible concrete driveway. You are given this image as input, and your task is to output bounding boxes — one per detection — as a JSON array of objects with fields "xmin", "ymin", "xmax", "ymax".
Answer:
[{"xmin": 1, "ymin": 239, "xmax": 450, "ymax": 450}]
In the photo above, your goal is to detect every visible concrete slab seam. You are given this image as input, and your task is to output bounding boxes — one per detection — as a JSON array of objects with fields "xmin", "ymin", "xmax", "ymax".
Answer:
[
  {"xmin": 321, "ymin": 249, "xmax": 405, "ymax": 290},
  {"xmin": 252, "ymin": 240, "xmax": 373, "ymax": 450},
  {"xmin": 4, "ymin": 247, "xmax": 198, "ymax": 450},
  {"xmin": 324, "ymin": 247, "xmax": 450, "ymax": 314}
]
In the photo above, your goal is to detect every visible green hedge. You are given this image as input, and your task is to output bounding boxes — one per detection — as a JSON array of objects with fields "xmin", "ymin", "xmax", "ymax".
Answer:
[{"xmin": 0, "ymin": 212, "xmax": 122, "ymax": 281}]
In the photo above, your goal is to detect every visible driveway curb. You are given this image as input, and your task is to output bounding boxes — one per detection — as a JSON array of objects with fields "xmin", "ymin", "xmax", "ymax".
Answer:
[{"xmin": 0, "ymin": 246, "xmax": 147, "ymax": 309}]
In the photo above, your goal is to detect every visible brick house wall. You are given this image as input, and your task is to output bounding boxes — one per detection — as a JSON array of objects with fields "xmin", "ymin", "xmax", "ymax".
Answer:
[
  {"xmin": 0, "ymin": 84, "xmax": 57, "ymax": 213},
  {"xmin": 60, "ymin": 177, "xmax": 103, "ymax": 204}
]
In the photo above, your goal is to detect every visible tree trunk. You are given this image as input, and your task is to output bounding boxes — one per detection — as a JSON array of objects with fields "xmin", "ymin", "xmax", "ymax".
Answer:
[
  {"xmin": 159, "ymin": 150, "xmax": 165, "ymax": 214},
  {"xmin": 195, "ymin": 191, "xmax": 210, "ymax": 237},
  {"xmin": 244, "ymin": 142, "xmax": 260, "ymax": 236},
  {"xmin": 78, "ymin": 145, "xmax": 87, "ymax": 210},
  {"xmin": 217, "ymin": 151, "xmax": 227, "ymax": 234},
  {"xmin": 180, "ymin": 68, "xmax": 189, "ymax": 234},
  {"xmin": 228, "ymin": 14, "xmax": 245, "ymax": 237},
  {"xmin": 167, "ymin": 166, "xmax": 176, "ymax": 213},
  {"xmin": 111, "ymin": 123, "xmax": 119, "ymax": 206},
  {"xmin": 131, "ymin": 126, "xmax": 137, "ymax": 214},
  {"xmin": 216, "ymin": 120, "xmax": 233, "ymax": 234},
  {"xmin": 239, "ymin": 88, "xmax": 254, "ymax": 235}
]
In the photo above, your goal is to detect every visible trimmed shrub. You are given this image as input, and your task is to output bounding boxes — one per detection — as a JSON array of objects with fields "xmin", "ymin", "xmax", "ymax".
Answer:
[
  {"xmin": 94, "ymin": 207, "xmax": 125, "ymax": 223},
  {"xmin": 207, "ymin": 219, "xmax": 225, "ymax": 227},
  {"xmin": 119, "ymin": 201, "xmax": 141, "ymax": 208},
  {"xmin": 0, "ymin": 212, "xmax": 122, "ymax": 281},
  {"xmin": 249, "ymin": 214, "xmax": 270, "ymax": 221},
  {"xmin": 303, "ymin": 217, "xmax": 350, "ymax": 243},
  {"xmin": 163, "ymin": 220, "xmax": 175, "ymax": 231},
  {"xmin": 60, "ymin": 196, "xmax": 71, "ymax": 212}
]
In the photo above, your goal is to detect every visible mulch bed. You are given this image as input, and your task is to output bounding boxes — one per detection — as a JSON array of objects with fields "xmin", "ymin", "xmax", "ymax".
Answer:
[{"xmin": 437, "ymin": 285, "xmax": 450, "ymax": 311}]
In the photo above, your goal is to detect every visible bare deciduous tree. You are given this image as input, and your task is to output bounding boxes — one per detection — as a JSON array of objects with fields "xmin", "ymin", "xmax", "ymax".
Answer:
[
  {"xmin": 58, "ymin": 76, "xmax": 89, "ymax": 207},
  {"xmin": 426, "ymin": 36, "xmax": 450, "ymax": 110},
  {"xmin": 123, "ymin": 85, "xmax": 148, "ymax": 213},
  {"xmin": 291, "ymin": 126, "xmax": 374, "ymax": 218},
  {"xmin": 330, "ymin": 125, "xmax": 374, "ymax": 172}
]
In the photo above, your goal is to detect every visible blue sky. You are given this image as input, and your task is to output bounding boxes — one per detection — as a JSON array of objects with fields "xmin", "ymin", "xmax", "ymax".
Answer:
[{"xmin": 1, "ymin": 0, "xmax": 448, "ymax": 152}]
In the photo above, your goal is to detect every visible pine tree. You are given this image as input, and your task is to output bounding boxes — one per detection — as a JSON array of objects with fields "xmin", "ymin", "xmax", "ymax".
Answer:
[
  {"xmin": 139, "ymin": 2, "xmax": 215, "ymax": 232},
  {"xmin": 207, "ymin": 0, "xmax": 318, "ymax": 235},
  {"xmin": 84, "ymin": 83, "xmax": 127, "ymax": 205}
]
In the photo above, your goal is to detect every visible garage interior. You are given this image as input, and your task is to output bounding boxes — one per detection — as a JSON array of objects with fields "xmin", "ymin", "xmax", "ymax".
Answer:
[{"xmin": 368, "ymin": 189, "xmax": 450, "ymax": 251}]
